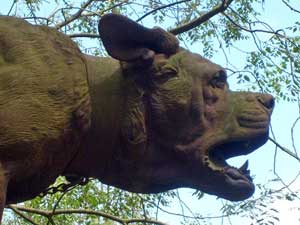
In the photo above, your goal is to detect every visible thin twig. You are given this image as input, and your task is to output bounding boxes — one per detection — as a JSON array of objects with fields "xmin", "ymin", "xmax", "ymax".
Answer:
[
  {"xmin": 95, "ymin": 0, "xmax": 129, "ymax": 17},
  {"xmin": 26, "ymin": 2, "xmax": 38, "ymax": 24},
  {"xmin": 222, "ymin": 12, "xmax": 287, "ymax": 39},
  {"xmin": 136, "ymin": 0, "xmax": 191, "ymax": 22},
  {"xmin": 291, "ymin": 117, "xmax": 300, "ymax": 155},
  {"xmin": 55, "ymin": 0, "xmax": 98, "ymax": 30},
  {"xmin": 49, "ymin": 0, "xmax": 128, "ymax": 21},
  {"xmin": 169, "ymin": 0, "xmax": 234, "ymax": 35},
  {"xmin": 269, "ymin": 137, "xmax": 300, "ymax": 162},
  {"xmin": 46, "ymin": 184, "xmax": 78, "ymax": 225},
  {"xmin": 7, "ymin": 0, "xmax": 16, "ymax": 16},
  {"xmin": 176, "ymin": 190, "xmax": 187, "ymax": 223},
  {"xmin": 176, "ymin": 190, "xmax": 201, "ymax": 225},
  {"xmin": 141, "ymin": 197, "xmax": 231, "ymax": 220},
  {"xmin": 22, "ymin": 16, "xmax": 50, "ymax": 24},
  {"xmin": 282, "ymin": 0, "xmax": 300, "ymax": 14}
]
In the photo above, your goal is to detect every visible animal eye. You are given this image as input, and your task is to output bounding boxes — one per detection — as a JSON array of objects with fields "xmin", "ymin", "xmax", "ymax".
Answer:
[
  {"xmin": 210, "ymin": 70, "xmax": 227, "ymax": 88},
  {"xmin": 154, "ymin": 66, "xmax": 177, "ymax": 83},
  {"xmin": 162, "ymin": 66, "xmax": 177, "ymax": 77}
]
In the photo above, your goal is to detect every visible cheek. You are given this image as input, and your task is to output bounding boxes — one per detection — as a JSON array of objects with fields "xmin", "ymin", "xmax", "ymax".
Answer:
[
  {"xmin": 148, "ymin": 83, "xmax": 193, "ymax": 140},
  {"xmin": 203, "ymin": 87, "xmax": 218, "ymax": 122},
  {"xmin": 156, "ymin": 80, "xmax": 191, "ymax": 114},
  {"xmin": 203, "ymin": 87, "xmax": 228, "ymax": 123},
  {"xmin": 151, "ymin": 89, "xmax": 191, "ymax": 122}
]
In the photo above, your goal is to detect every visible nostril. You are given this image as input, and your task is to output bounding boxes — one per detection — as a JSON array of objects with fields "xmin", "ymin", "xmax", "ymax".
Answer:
[
  {"xmin": 267, "ymin": 97, "xmax": 275, "ymax": 109},
  {"xmin": 258, "ymin": 94, "xmax": 275, "ymax": 110}
]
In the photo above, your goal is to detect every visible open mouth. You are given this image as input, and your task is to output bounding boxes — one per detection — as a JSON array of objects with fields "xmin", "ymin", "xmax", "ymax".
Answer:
[{"xmin": 208, "ymin": 135, "xmax": 269, "ymax": 183}]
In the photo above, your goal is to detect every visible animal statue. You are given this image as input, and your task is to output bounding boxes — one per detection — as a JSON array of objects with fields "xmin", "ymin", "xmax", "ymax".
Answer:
[{"xmin": 0, "ymin": 14, "xmax": 274, "ymax": 222}]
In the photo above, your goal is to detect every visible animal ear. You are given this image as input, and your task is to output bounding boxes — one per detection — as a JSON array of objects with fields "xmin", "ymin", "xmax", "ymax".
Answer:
[{"xmin": 98, "ymin": 14, "xmax": 179, "ymax": 63}]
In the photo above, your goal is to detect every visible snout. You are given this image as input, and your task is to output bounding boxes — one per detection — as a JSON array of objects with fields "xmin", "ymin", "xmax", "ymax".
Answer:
[
  {"xmin": 256, "ymin": 93, "xmax": 275, "ymax": 112},
  {"xmin": 238, "ymin": 92, "xmax": 275, "ymax": 115},
  {"xmin": 230, "ymin": 91, "xmax": 274, "ymax": 131}
]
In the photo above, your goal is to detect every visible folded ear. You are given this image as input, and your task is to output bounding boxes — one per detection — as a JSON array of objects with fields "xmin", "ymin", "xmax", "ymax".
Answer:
[{"xmin": 98, "ymin": 14, "xmax": 179, "ymax": 63}]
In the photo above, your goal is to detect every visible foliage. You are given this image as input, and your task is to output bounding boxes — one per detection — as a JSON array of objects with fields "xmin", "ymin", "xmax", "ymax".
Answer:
[
  {"xmin": 5, "ymin": 177, "xmax": 177, "ymax": 225},
  {"xmin": 222, "ymin": 179, "xmax": 300, "ymax": 225},
  {"xmin": 1, "ymin": 0, "xmax": 300, "ymax": 224}
]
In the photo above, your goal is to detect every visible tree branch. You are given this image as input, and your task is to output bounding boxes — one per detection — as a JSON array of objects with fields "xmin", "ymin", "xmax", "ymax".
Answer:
[
  {"xmin": 169, "ymin": 0, "xmax": 234, "ymax": 35},
  {"xmin": 140, "ymin": 196, "xmax": 232, "ymax": 220},
  {"xmin": 282, "ymin": 0, "xmax": 300, "ymax": 14},
  {"xmin": 22, "ymin": 16, "xmax": 51, "ymax": 25},
  {"xmin": 269, "ymin": 137, "xmax": 300, "ymax": 162},
  {"xmin": 68, "ymin": 33, "xmax": 100, "ymax": 38},
  {"xmin": 8, "ymin": 205, "xmax": 169, "ymax": 225},
  {"xmin": 7, "ymin": 0, "xmax": 16, "ymax": 16},
  {"xmin": 136, "ymin": 0, "xmax": 192, "ymax": 22},
  {"xmin": 55, "ymin": 0, "xmax": 98, "ymax": 30},
  {"xmin": 222, "ymin": 11, "xmax": 287, "ymax": 39},
  {"xmin": 83, "ymin": 0, "xmax": 129, "ymax": 17},
  {"xmin": 8, "ymin": 205, "xmax": 39, "ymax": 225}
]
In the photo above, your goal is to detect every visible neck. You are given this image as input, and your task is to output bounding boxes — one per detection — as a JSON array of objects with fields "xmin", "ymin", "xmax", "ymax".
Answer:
[{"xmin": 65, "ymin": 55, "xmax": 124, "ymax": 180}]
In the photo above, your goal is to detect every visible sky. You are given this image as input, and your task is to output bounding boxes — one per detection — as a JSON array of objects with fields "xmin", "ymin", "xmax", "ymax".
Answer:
[{"xmin": 0, "ymin": 0, "xmax": 300, "ymax": 224}]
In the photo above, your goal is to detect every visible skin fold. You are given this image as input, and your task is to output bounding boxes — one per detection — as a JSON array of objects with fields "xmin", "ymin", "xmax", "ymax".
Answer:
[{"xmin": 0, "ymin": 14, "xmax": 274, "ymax": 223}]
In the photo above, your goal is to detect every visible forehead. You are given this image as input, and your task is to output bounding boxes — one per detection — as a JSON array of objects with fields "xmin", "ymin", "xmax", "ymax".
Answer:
[{"xmin": 161, "ymin": 50, "xmax": 223, "ymax": 79}]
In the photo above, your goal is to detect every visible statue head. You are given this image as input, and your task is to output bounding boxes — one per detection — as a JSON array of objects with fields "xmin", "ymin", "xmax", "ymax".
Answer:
[{"xmin": 98, "ymin": 14, "xmax": 274, "ymax": 201}]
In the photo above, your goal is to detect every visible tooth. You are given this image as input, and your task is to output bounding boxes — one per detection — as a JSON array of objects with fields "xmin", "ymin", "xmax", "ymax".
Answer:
[{"xmin": 239, "ymin": 160, "xmax": 249, "ymax": 172}]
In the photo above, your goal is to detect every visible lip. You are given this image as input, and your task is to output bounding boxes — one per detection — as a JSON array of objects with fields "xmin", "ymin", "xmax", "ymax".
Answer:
[
  {"xmin": 224, "ymin": 168, "xmax": 255, "ymax": 200},
  {"xmin": 206, "ymin": 133, "xmax": 269, "ymax": 186},
  {"xmin": 208, "ymin": 134, "xmax": 269, "ymax": 161},
  {"xmin": 237, "ymin": 114, "xmax": 270, "ymax": 129},
  {"xmin": 238, "ymin": 120, "xmax": 270, "ymax": 129},
  {"xmin": 225, "ymin": 165, "xmax": 252, "ymax": 183}
]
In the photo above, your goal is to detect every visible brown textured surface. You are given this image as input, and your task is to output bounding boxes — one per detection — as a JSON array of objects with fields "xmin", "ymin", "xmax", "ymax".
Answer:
[
  {"xmin": 0, "ymin": 14, "xmax": 274, "ymax": 223},
  {"xmin": 0, "ymin": 16, "xmax": 90, "ymax": 203}
]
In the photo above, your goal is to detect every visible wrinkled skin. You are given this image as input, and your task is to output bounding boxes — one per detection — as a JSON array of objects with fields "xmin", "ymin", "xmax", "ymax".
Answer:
[{"xmin": 0, "ymin": 14, "xmax": 274, "ymax": 222}]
